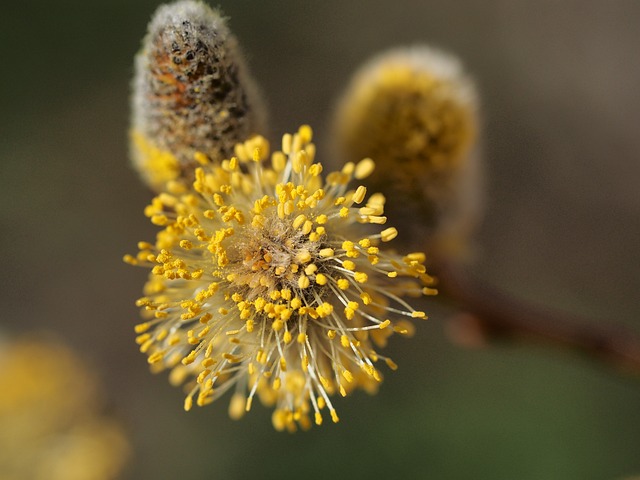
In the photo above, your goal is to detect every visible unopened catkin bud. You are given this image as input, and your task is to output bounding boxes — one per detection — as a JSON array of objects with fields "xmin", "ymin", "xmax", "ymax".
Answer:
[
  {"xmin": 332, "ymin": 46, "xmax": 481, "ymax": 258},
  {"xmin": 131, "ymin": 0, "xmax": 266, "ymax": 191}
]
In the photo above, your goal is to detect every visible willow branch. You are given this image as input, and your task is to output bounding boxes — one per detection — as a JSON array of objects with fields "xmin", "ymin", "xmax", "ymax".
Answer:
[{"xmin": 435, "ymin": 260, "xmax": 640, "ymax": 376}]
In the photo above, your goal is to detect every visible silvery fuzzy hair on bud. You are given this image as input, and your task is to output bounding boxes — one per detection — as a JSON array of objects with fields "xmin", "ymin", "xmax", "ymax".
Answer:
[
  {"xmin": 131, "ymin": 0, "xmax": 266, "ymax": 189},
  {"xmin": 332, "ymin": 45, "xmax": 482, "ymax": 258}
]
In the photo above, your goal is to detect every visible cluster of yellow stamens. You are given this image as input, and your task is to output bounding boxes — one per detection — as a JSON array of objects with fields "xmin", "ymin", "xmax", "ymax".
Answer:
[{"xmin": 125, "ymin": 125, "xmax": 436, "ymax": 431}]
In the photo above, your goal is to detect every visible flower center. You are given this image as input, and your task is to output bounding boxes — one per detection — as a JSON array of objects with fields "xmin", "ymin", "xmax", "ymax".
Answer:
[{"xmin": 225, "ymin": 211, "xmax": 324, "ymax": 301}]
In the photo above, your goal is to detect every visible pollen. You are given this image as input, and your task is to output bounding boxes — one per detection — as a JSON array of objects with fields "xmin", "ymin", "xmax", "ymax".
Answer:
[{"xmin": 126, "ymin": 126, "xmax": 436, "ymax": 431}]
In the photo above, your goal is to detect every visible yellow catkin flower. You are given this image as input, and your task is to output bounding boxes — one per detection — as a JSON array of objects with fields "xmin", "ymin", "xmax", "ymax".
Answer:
[
  {"xmin": 0, "ymin": 336, "xmax": 130, "ymax": 480},
  {"xmin": 131, "ymin": 0, "xmax": 266, "ymax": 191},
  {"xmin": 333, "ymin": 46, "xmax": 481, "ymax": 256},
  {"xmin": 126, "ymin": 126, "xmax": 436, "ymax": 431}
]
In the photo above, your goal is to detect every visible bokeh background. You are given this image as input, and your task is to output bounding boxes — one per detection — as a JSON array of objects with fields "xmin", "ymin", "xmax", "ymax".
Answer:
[{"xmin": 1, "ymin": 1, "xmax": 639, "ymax": 479}]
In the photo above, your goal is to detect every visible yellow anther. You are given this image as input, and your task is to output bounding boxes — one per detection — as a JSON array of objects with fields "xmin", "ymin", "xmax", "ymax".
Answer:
[
  {"xmin": 319, "ymin": 248, "xmax": 334, "ymax": 258},
  {"xmin": 151, "ymin": 214, "xmax": 169, "ymax": 226},
  {"xmin": 405, "ymin": 252, "xmax": 426, "ymax": 263},
  {"xmin": 337, "ymin": 278, "xmax": 350, "ymax": 290},
  {"xmin": 340, "ymin": 335, "xmax": 350, "ymax": 348},
  {"xmin": 385, "ymin": 358, "xmax": 399, "ymax": 371},
  {"xmin": 315, "ymin": 214, "xmax": 328, "ymax": 224},
  {"xmin": 184, "ymin": 396, "xmax": 193, "ymax": 412},
  {"xmin": 339, "ymin": 207, "xmax": 349, "ymax": 218},
  {"xmin": 342, "ymin": 240, "xmax": 354, "ymax": 251},
  {"xmin": 342, "ymin": 370, "xmax": 354, "ymax": 383},
  {"xmin": 354, "ymin": 272, "xmax": 368, "ymax": 283},
  {"xmin": 201, "ymin": 358, "xmax": 216, "ymax": 368},
  {"xmin": 298, "ymin": 275, "xmax": 310, "ymax": 289},
  {"xmin": 342, "ymin": 260, "xmax": 356, "ymax": 271},
  {"xmin": 316, "ymin": 302, "xmax": 334, "ymax": 318},
  {"xmin": 330, "ymin": 410, "xmax": 340, "ymax": 423},
  {"xmin": 194, "ymin": 151, "xmax": 209, "ymax": 165},
  {"xmin": 298, "ymin": 124, "xmax": 313, "ymax": 143},
  {"xmin": 315, "ymin": 412, "xmax": 323, "ymax": 425},
  {"xmin": 302, "ymin": 220, "xmax": 313, "ymax": 235},
  {"xmin": 367, "ymin": 215, "xmax": 387, "ymax": 224},
  {"xmin": 354, "ymin": 157, "xmax": 375, "ymax": 179},
  {"xmin": 352, "ymin": 185, "xmax": 367, "ymax": 204},
  {"xmin": 147, "ymin": 351, "xmax": 164, "ymax": 364},
  {"xmin": 297, "ymin": 333, "xmax": 307, "ymax": 344},
  {"xmin": 360, "ymin": 292, "xmax": 372, "ymax": 305},
  {"xmin": 315, "ymin": 273, "xmax": 328, "ymax": 285},
  {"xmin": 327, "ymin": 330, "xmax": 337, "ymax": 340},
  {"xmin": 228, "ymin": 393, "xmax": 246, "ymax": 420},
  {"xmin": 295, "ymin": 250, "xmax": 312, "ymax": 264},
  {"xmin": 134, "ymin": 322, "xmax": 150, "ymax": 334},
  {"xmin": 379, "ymin": 319, "xmax": 391, "ymax": 329},
  {"xmin": 293, "ymin": 214, "xmax": 307, "ymax": 230},
  {"xmin": 123, "ymin": 254, "xmax": 138, "ymax": 265},
  {"xmin": 309, "ymin": 163, "xmax": 322, "ymax": 176},
  {"xmin": 381, "ymin": 227, "xmax": 398, "ymax": 242},
  {"xmin": 272, "ymin": 319, "xmax": 284, "ymax": 331},
  {"xmin": 411, "ymin": 311, "xmax": 427, "ymax": 319},
  {"xmin": 270, "ymin": 151, "xmax": 286, "ymax": 172}
]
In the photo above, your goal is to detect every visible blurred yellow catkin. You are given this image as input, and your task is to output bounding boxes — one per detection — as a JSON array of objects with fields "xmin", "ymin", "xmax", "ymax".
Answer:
[
  {"xmin": 131, "ymin": 0, "xmax": 266, "ymax": 191},
  {"xmin": 333, "ymin": 46, "xmax": 481, "ymax": 258},
  {"xmin": 0, "ymin": 335, "xmax": 129, "ymax": 480}
]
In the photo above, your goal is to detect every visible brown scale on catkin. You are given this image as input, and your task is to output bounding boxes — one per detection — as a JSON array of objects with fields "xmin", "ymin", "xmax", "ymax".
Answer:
[{"xmin": 131, "ymin": 0, "xmax": 266, "ymax": 191}]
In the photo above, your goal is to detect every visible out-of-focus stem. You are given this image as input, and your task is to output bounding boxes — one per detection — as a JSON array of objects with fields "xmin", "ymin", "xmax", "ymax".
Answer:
[{"xmin": 437, "ymin": 260, "xmax": 640, "ymax": 375}]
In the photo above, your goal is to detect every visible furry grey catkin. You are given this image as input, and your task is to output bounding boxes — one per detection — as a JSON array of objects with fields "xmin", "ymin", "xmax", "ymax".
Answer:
[
  {"xmin": 332, "ymin": 46, "xmax": 481, "ymax": 258},
  {"xmin": 131, "ymin": 1, "xmax": 266, "ymax": 190}
]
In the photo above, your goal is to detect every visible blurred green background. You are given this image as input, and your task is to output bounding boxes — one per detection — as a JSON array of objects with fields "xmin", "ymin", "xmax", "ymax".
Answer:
[{"xmin": 1, "ymin": 1, "xmax": 639, "ymax": 479}]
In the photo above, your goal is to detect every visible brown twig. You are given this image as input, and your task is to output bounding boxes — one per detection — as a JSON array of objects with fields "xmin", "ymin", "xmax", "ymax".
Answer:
[{"xmin": 435, "ymin": 260, "xmax": 640, "ymax": 376}]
